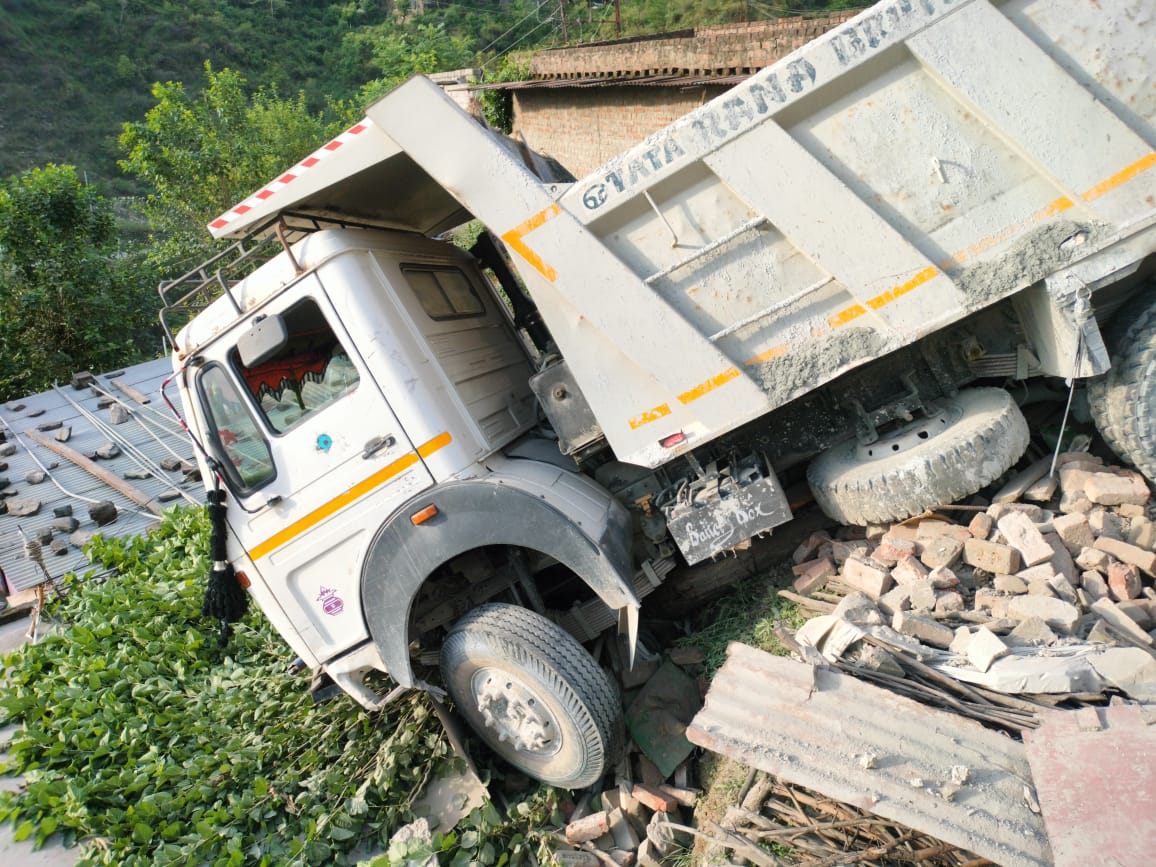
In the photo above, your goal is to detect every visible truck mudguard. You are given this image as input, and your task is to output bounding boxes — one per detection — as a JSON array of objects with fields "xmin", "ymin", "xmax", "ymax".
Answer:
[{"xmin": 360, "ymin": 461, "xmax": 638, "ymax": 688}]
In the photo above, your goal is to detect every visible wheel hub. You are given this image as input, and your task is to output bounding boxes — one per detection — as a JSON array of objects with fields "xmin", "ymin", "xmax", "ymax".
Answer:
[
  {"xmin": 472, "ymin": 669, "xmax": 560, "ymax": 755},
  {"xmin": 854, "ymin": 402, "xmax": 963, "ymax": 462}
]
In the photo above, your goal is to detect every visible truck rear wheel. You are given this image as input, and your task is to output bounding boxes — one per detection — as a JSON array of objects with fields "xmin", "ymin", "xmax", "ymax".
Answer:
[
  {"xmin": 1087, "ymin": 288, "xmax": 1156, "ymax": 481},
  {"xmin": 440, "ymin": 603, "xmax": 622, "ymax": 789},
  {"xmin": 807, "ymin": 387, "xmax": 1029, "ymax": 526}
]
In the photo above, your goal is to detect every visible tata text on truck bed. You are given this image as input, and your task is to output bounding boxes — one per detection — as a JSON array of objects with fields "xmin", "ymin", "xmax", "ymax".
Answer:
[{"xmin": 163, "ymin": 0, "xmax": 1156, "ymax": 787}]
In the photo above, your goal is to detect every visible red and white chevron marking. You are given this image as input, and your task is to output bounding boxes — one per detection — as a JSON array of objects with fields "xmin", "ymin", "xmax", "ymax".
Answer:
[{"xmin": 207, "ymin": 120, "xmax": 373, "ymax": 232}]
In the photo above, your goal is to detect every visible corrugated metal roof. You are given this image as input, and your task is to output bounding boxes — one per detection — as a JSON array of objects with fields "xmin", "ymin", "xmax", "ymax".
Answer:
[
  {"xmin": 687, "ymin": 642, "xmax": 1053, "ymax": 867},
  {"xmin": 0, "ymin": 358, "xmax": 202, "ymax": 594},
  {"xmin": 473, "ymin": 73, "xmax": 747, "ymax": 91}
]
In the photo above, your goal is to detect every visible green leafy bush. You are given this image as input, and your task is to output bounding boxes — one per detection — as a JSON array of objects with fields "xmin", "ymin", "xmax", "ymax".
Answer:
[{"xmin": 0, "ymin": 508, "xmax": 555, "ymax": 865}]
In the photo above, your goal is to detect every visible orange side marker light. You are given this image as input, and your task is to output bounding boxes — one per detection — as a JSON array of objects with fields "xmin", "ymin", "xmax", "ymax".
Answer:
[{"xmin": 410, "ymin": 505, "xmax": 439, "ymax": 525}]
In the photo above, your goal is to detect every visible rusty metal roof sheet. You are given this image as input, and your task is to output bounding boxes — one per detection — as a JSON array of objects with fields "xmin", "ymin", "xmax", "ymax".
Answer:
[
  {"xmin": 472, "ymin": 74, "xmax": 747, "ymax": 91},
  {"xmin": 0, "ymin": 358, "xmax": 199, "ymax": 593},
  {"xmin": 687, "ymin": 642, "xmax": 1053, "ymax": 867},
  {"xmin": 1023, "ymin": 703, "xmax": 1156, "ymax": 867}
]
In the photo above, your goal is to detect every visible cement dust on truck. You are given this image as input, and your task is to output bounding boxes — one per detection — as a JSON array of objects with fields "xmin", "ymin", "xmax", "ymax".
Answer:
[{"xmin": 162, "ymin": 0, "xmax": 1156, "ymax": 788}]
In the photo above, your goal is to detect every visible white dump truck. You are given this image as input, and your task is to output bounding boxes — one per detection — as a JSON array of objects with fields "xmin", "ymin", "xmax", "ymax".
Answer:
[{"xmin": 164, "ymin": 0, "xmax": 1156, "ymax": 787}]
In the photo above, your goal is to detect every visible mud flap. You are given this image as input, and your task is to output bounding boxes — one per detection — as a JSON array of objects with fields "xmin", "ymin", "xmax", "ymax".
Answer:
[{"xmin": 660, "ymin": 453, "xmax": 792, "ymax": 565}]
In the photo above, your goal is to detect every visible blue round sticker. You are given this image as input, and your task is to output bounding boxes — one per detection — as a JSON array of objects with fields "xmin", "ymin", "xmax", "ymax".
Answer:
[{"xmin": 316, "ymin": 434, "xmax": 333, "ymax": 452}]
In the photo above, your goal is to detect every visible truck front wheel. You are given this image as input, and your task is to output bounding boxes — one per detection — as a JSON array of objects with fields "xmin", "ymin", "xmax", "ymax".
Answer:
[
  {"xmin": 1087, "ymin": 287, "xmax": 1156, "ymax": 481},
  {"xmin": 807, "ymin": 387, "xmax": 1029, "ymax": 526},
  {"xmin": 440, "ymin": 603, "xmax": 623, "ymax": 789}
]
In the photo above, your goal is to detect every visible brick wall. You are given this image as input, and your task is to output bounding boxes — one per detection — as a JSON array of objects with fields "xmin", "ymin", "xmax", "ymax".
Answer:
[
  {"xmin": 510, "ymin": 11, "xmax": 861, "ymax": 177},
  {"xmin": 513, "ymin": 85, "xmax": 730, "ymax": 178}
]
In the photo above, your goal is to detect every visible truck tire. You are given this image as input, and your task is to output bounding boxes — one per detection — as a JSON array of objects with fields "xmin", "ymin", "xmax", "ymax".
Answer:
[
  {"xmin": 807, "ymin": 387, "xmax": 1029, "ymax": 526},
  {"xmin": 440, "ymin": 603, "xmax": 622, "ymax": 789},
  {"xmin": 1087, "ymin": 289, "xmax": 1156, "ymax": 481}
]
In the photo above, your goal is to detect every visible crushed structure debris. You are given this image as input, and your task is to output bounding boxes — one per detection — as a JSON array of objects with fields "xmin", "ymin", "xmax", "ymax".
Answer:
[{"xmin": 686, "ymin": 643, "xmax": 1052, "ymax": 867}]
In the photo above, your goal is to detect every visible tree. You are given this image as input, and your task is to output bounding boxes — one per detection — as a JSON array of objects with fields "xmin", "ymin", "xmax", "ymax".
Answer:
[
  {"xmin": 347, "ymin": 21, "xmax": 474, "ymax": 103},
  {"xmin": 118, "ymin": 63, "xmax": 348, "ymax": 270},
  {"xmin": 0, "ymin": 164, "xmax": 158, "ymax": 401}
]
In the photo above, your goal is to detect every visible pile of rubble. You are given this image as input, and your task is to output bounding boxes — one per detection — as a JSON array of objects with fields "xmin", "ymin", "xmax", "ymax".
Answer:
[{"xmin": 785, "ymin": 450, "xmax": 1155, "ymax": 708}]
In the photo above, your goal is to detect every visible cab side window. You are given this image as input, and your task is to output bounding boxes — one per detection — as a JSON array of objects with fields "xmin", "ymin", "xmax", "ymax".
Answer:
[
  {"xmin": 231, "ymin": 298, "xmax": 360, "ymax": 434},
  {"xmin": 404, "ymin": 267, "xmax": 484, "ymax": 320},
  {"xmin": 198, "ymin": 364, "xmax": 276, "ymax": 491}
]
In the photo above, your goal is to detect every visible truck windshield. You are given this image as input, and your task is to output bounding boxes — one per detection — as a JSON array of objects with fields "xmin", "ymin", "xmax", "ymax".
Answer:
[
  {"xmin": 231, "ymin": 297, "xmax": 360, "ymax": 434},
  {"xmin": 198, "ymin": 364, "xmax": 276, "ymax": 491}
]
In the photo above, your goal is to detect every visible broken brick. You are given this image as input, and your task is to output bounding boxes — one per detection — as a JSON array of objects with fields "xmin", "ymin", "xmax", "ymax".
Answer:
[
  {"xmin": 1007, "ymin": 595, "xmax": 1080, "ymax": 632},
  {"xmin": 1018, "ymin": 563, "xmax": 1058, "ymax": 584},
  {"xmin": 892, "ymin": 611, "xmax": 954, "ymax": 648},
  {"xmin": 631, "ymin": 784, "xmax": 679, "ymax": 813},
  {"xmin": 891, "ymin": 553, "xmax": 930, "ymax": 586},
  {"xmin": 1075, "ymin": 546, "xmax": 1111, "ymax": 573},
  {"xmin": 1085, "ymin": 472, "xmax": 1149, "ymax": 507},
  {"xmin": 996, "ymin": 511, "xmax": 1054, "ymax": 567},
  {"xmin": 988, "ymin": 502, "xmax": 1046, "ymax": 523},
  {"xmin": 875, "ymin": 533, "xmax": 918, "ymax": 565},
  {"xmin": 840, "ymin": 555, "xmax": 893, "ymax": 600},
  {"xmin": 1052, "ymin": 513, "xmax": 1095, "ymax": 556},
  {"xmin": 963, "ymin": 538, "xmax": 1021, "ymax": 574},
  {"xmin": 921, "ymin": 536, "xmax": 964, "ymax": 570},
  {"xmin": 1107, "ymin": 561, "xmax": 1142, "ymax": 601},
  {"xmin": 928, "ymin": 565, "xmax": 960, "ymax": 589},
  {"xmin": 792, "ymin": 557, "xmax": 836, "ymax": 595},
  {"xmin": 565, "ymin": 811, "xmax": 610, "ymax": 844},
  {"xmin": 1007, "ymin": 616, "xmax": 1058, "ymax": 647},
  {"xmin": 968, "ymin": 512, "xmax": 994, "ymax": 539},
  {"xmin": 993, "ymin": 573, "xmax": 1029, "ymax": 594},
  {"xmin": 974, "ymin": 588, "xmax": 1010, "ymax": 618},
  {"xmin": 1089, "ymin": 508, "xmax": 1125, "ymax": 541},
  {"xmin": 792, "ymin": 531, "xmax": 831, "ymax": 565},
  {"xmin": 1022, "ymin": 474, "xmax": 1058, "ymax": 502},
  {"xmin": 877, "ymin": 584, "xmax": 912, "ymax": 617},
  {"xmin": 934, "ymin": 590, "xmax": 965, "ymax": 616},
  {"xmin": 1127, "ymin": 517, "xmax": 1156, "ymax": 552},
  {"xmin": 1116, "ymin": 600, "xmax": 1154, "ymax": 630},
  {"xmin": 1090, "ymin": 598, "xmax": 1154, "ymax": 645},
  {"xmin": 831, "ymin": 538, "xmax": 871, "ymax": 565},
  {"xmin": 1094, "ymin": 536, "xmax": 1156, "ymax": 577},
  {"xmin": 1081, "ymin": 570, "xmax": 1110, "ymax": 601},
  {"xmin": 917, "ymin": 520, "xmax": 972, "ymax": 543},
  {"xmin": 907, "ymin": 581, "xmax": 937, "ymax": 611},
  {"xmin": 965, "ymin": 627, "xmax": 1009, "ymax": 672}
]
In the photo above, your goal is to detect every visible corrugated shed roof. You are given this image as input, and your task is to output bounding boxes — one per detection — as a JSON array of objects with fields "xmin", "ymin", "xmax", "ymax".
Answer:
[
  {"xmin": 473, "ymin": 73, "xmax": 747, "ymax": 91},
  {"xmin": 687, "ymin": 642, "xmax": 1053, "ymax": 867},
  {"xmin": 0, "ymin": 358, "xmax": 202, "ymax": 594}
]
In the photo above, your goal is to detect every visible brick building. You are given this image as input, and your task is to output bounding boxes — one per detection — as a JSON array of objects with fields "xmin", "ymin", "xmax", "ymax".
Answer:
[{"xmin": 491, "ymin": 11, "xmax": 860, "ymax": 178}]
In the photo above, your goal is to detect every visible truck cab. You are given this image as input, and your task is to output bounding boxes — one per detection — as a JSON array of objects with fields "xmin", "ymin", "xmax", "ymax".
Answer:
[{"xmin": 168, "ymin": 222, "xmax": 645, "ymax": 788}]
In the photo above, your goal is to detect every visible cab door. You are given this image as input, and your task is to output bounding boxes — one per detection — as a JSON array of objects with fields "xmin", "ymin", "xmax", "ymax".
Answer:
[{"xmin": 195, "ymin": 275, "xmax": 438, "ymax": 658}]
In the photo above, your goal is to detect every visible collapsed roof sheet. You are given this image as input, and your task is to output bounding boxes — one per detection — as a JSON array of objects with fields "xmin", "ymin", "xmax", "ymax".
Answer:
[{"xmin": 687, "ymin": 642, "xmax": 1053, "ymax": 867}]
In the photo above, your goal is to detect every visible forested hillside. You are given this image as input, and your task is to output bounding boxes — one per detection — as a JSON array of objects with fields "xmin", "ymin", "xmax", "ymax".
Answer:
[
  {"xmin": 0, "ymin": 0, "xmax": 850, "ymax": 401},
  {"xmin": 1, "ymin": 0, "xmax": 852, "ymax": 193}
]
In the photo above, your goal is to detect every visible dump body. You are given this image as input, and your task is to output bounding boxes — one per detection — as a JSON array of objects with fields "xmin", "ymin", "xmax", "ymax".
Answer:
[{"xmin": 365, "ymin": 0, "xmax": 1156, "ymax": 470}]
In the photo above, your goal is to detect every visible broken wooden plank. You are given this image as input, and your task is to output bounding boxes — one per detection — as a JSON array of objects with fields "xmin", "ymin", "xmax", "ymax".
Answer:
[{"xmin": 23, "ymin": 429, "xmax": 165, "ymax": 516}]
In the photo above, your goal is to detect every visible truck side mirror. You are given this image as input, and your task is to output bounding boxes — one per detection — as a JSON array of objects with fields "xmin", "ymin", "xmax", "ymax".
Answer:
[{"xmin": 237, "ymin": 314, "xmax": 288, "ymax": 367}]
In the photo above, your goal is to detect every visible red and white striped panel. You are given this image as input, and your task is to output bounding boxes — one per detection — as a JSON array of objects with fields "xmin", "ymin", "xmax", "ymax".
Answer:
[{"xmin": 207, "ymin": 120, "xmax": 374, "ymax": 233}]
